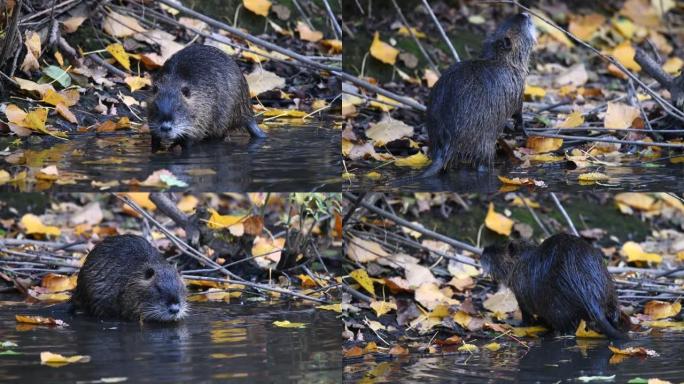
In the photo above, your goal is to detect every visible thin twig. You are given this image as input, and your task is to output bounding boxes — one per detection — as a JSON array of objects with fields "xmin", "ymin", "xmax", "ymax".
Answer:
[
  {"xmin": 550, "ymin": 193, "xmax": 578, "ymax": 236},
  {"xmin": 182, "ymin": 274, "xmax": 329, "ymax": 303},
  {"xmin": 390, "ymin": 0, "xmax": 439, "ymax": 74},
  {"xmin": 420, "ymin": 0, "xmax": 459, "ymax": 62}
]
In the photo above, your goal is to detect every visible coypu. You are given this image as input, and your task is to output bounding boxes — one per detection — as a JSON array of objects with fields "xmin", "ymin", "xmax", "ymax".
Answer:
[
  {"xmin": 72, "ymin": 234, "xmax": 188, "ymax": 322},
  {"xmin": 147, "ymin": 44, "xmax": 266, "ymax": 149},
  {"xmin": 481, "ymin": 233, "xmax": 627, "ymax": 339},
  {"xmin": 421, "ymin": 12, "xmax": 536, "ymax": 176}
]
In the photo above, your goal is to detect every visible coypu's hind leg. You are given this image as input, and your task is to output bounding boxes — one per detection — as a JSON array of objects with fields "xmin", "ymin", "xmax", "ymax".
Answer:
[{"xmin": 245, "ymin": 117, "xmax": 267, "ymax": 139}]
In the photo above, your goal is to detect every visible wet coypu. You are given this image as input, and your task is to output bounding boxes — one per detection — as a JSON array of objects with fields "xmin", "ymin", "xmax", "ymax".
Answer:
[
  {"xmin": 72, "ymin": 235, "xmax": 188, "ymax": 322},
  {"xmin": 147, "ymin": 44, "xmax": 266, "ymax": 149},
  {"xmin": 421, "ymin": 12, "xmax": 536, "ymax": 176},
  {"xmin": 481, "ymin": 233, "xmax": 628, "ymax": 339}
]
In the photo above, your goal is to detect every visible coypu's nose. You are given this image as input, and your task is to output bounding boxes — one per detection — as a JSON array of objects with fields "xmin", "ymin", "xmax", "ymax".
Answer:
[
  {"xmin": 159, "ymin": 121, "xmax": 173, "ymax": 132},
  {"xmin": 168, "ymin": 303, "xmax": 180, "ymax": 315}
]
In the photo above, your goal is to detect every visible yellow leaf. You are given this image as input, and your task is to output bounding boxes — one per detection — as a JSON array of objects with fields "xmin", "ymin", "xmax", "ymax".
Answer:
[
  {"xmin": 644, "ymin": 301, "xmax": 681, "ymax": 320},
  {"xmin": 662, "ymin": 57, "xmax": 683, "ymax": 75},
  {"xmin": 55, "ymin": 103, "xmax": 77, "ymax": 124},
  {"xmin": 531, "ymin": 9, "xmax": 574, "ymax": 47},
  {"xmin": 578, "ymin": 172, "xmax": 610, "ymax": 181},
  {"xmin": 41, "ymin": 89, "xmax": 67, "ymax": 106},
  {"xmin": 40, "ymin": 351, "xmax": 90, "ymax": 365},
  {"xmin": 569, "ymin": 13, "xmax": 605, "ymax": 40},
  {"xmin": 206, "ymin": 208, "xmax": 244, "ymax": 229},
  {"xmin": 453, "ymin": 311, "xmax": 472, "ymax": 328},
  {"xmin": 605, "ymin": 102, "xmax": 640, "ymax": 129},
  {"xmin": 349, "ymin": 269, "xmax": 375, "ymax": 296},
  {"xmin": 526, "ymin": 136, "xmax": 563, "ymax": 153},
  {"xmin": 316, "ymin": 303, "xmax": 342, "ymax": 313},
  {"xmin": 395, "ymin": 152, "xmax": 430, "ymax": 169},
  {"xmin": 511, "ymin": 326, "xmax": 548, "ymax": 337},
  {"xmin": 397, "ymin": 26, "xmax": 426, "ymax": 38},
  {"xmin": 458, "ymin": 343, "xmax": 479, "ymax": 352},
  {"xmin": 365, "ymin": 171, "xmax": 382, "ymax": 179},
  {"xmin": 370, "ymin": 300, "xmax": 397, "ymax": 317},
  {"xmin": 621, "ymin": 241, "xmax": 662, "ymax": 264},
  {"xmin": 558, "ymin": 111, "xmax": 585, "ymax": 128},
  {"xmin": 106, "ymin": 43, "xmax": 131, "ymax": 71},
  {"xmin": 0, "ymin": 170, "xmax": 10, "ymax": 185},
  {"xmin": 124, "ymin": 76, "xmax": 151, "ymax": 92},
  {"xmin": 21, "ymin": 214, "xmax": 61, "ymax": 236},
  {"xmin": 611, "ymin": 41, "xmax": 641, "ymax": 72},
  {"xmin": 23, "ymin": 108, "xmax": 49, "ymax": 130},
  {"xmin": 615, "ymin": 193, "xmax": 655, "ymax": 211},
  {"xmin": 177, "ymin": 195, "xmax": 199, "ymax": 213},
  {"xmin": 370, "ymin": 32, "xmax": 399, "ymax": 65},
  {"xmin": 612, "ymin": 17, "xmax": 636, "ymax": 39},
  {"xmin": 272, "ymin": 320, "xmax": 305, "ymax": 328},
  {"xmin": 524, "ymin": 84, "xmax": 546, "ymax": 99},
  {"xmin": 243, "ymin": 0, "xmax": 271, "ymax": 17},
  {"xmin": 576, "ymin": 319, "xmax": 605, "ymax": 338},
  {"xmin": 424, "ymin": 69, "xmax": 439, "ymax": 88},
  {"xmin": 484, "ymin": 342, "xmax": 501, "ymax": 351},
  {"xmin": 251, "ymin": 236, "xmax": 285, "ymax": 268},
  {"xmin": 320, "ymin": 39, "xmax": 342, "ymax": 54},
  {"xmin": 296, "ymin": 21, "xmax": 323, "ymax": 42},
  {"xmin": 484, "ymin": 203, "xmax": 513, "ymax": 236},
  {"xmin": 644, "ymin": 320, "xmax": 684, "ymax": 330},
  {"xmin": 369, "ymin": 94, "xmax": 402, "ymax": 112}
]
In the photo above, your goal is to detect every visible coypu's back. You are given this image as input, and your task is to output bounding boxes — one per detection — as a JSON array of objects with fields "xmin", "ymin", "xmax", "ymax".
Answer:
[
  {"xmin": 72, "ymin": 234, "xmax": 188, "ymax": 322},
  {"xmin": 421, "ymin": 13, "xmax": 535, "ymax": 177},
  {"xmin": 148, "ymin": 44, "xmax": 265, "ymax": 146},
  {"xmin": 482, "ymin": 234, "xmax": 627, "ymax": 339}
]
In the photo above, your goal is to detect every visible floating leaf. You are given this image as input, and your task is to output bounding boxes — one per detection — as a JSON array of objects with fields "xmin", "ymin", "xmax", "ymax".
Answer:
[
  {"xmin": 16, "ymin": 315, "xmax": 68, "ymax": 327},
  {"xmin": 316, "ymin": 304, "xmax": 342, "ymax": 313},
  {"xmin": 40, "ymin": 351, "xmax": 90, "ymax": 365},
  {"xmin": 272, "ymin": 320, "xmax": 305, "ymax": 328}
]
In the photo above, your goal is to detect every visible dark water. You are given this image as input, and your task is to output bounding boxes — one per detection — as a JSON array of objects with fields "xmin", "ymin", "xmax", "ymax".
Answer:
[
  {"xmin": 345, "ymin": 159, "xmax": 684, "ymax": 192},
  {"xmin": 0, "ymin": 298, "xmax": 341, "ymax": 383},
  {"xmin": 0, "ymin": 123, "xmax": 340, "ymax": 192},
  {"xmin": 344, "ymin": 334, "xmax": 684, "ymax": 383}
]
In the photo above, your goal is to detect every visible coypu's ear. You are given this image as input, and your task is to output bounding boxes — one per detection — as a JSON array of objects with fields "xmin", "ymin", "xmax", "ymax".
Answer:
[
  {"xmin": 144, "ymin": 267, "xmax": 155, "ymax": 280},
  {"xmin": 496, "ymin": 37, "xmax": 513, "ymax": 52}
]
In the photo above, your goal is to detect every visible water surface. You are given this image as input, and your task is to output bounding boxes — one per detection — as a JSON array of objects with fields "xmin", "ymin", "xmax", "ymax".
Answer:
[
  {"xmin": 0, "ymin": 297, "xmax": 341, "ymax": 383},
  {"xmin": 344, "ymin": 334, "xmax": 684, "ymax": 383},
  {"xmin": 0, "ymin": 122, "xmax": 340, "ymax": 192}
]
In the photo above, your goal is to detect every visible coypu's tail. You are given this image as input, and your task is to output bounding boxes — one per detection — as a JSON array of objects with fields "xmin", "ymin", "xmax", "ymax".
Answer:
[
  {"xmin": 246, "ymin": 118, "xmax": 267, "ymax": 138},
  {"xmin": 586, "ymin": 305, "xmax": 629, "ymax": 340}
]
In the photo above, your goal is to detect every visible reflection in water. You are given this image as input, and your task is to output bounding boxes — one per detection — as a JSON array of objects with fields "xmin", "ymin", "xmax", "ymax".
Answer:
[
  {"xmin": 0, "ymin": 298, "xmax": 341, "ymax": 383},
  {"xmin": 0, "ymin": 122, "xmax": 340, "ymax": 192},
  {"xmin": 346, "ymin": 158, "xmax": 684, "ymax": 192},
  {"xmin": 344, "ymin": 335, "xmax": 684, "ymax": 383}
]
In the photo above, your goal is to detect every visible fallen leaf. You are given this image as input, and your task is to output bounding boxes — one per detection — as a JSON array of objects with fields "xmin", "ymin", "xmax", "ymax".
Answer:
[
  {"xmin": 621, "ymin": 241, "xmax": 662, "ymax": 264},
  {"xmin": 370, "ymin": 32, "xmax": 399, "ymax": 65},
  {"xmin": 350, "ymin": 269, "xmax": 375, "ymax": 296},
  {"xmin": 365, "ymin": 115, "xmax": 413, "ymax": 146},
  {"xmin": 484, "ymin": 203, "xmax": 513, "ymax": 236},
  {"xmin": 243, "ymin": 0, "xmax": 272, "ymax": 16},
  {"xmin": 296, "ymin": 21, "xmax": 323, "ymax": 42},
  {"xmin": 559, "ymin": 111, "xmax": 585, "ymax": 128},
  {"xmin": 21, "ymin": 214, "xmax": 61, "ymax": 236},
  {"xmin": 644, "ymin": 301, "xmax": 681, "ymax": 320},
  {"xmin": 527, "ymin": 137, "xmax": 563, "ymax": 153},
  {"xmin": 605, "ymin": 102, "xmax": 640, "ymax": 129},
  {"xmin": 346, "ymin": 236, "xmax": 388, "ymax": 263},
  {"xmin": 124, "ymin": 76, "xmax": 151, "ymax": 92},
  {"xmin": 394, "ymin": 152, "xmax": 430, "ymax": 168},
  {"xmin": 103, "ymin": 10, "xmax": 146, "ymax": 38},
  {"xmin": 16, "ymin": 315, "xmax": 68, "ymax": 327},
  {"xmin": 62, "ymin": 16, "xmax": 86, "ymax": 33},
  {"xmin": 106, "ymin": 43, "xmax": 131, "ymax": 71},
  {"xmin": 245, "ymin": 68, "xmax": 285, "ymax": 97},
  {"xmin": 370, "ymin": 301, "xmax": 397, "ymax": 317}
]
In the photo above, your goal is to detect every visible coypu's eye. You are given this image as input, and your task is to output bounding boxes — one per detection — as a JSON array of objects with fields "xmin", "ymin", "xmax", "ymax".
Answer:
[
  {"xmin": 500, "ymin": 37, "xmax": 512, "ymax": 50},
  {"xmin": 144, "ymin": 267, "xmax": 155, "ymax": 280},
  {"xmin": 181, "ymin": 86, "xmax": 191, "ymax": 98}
]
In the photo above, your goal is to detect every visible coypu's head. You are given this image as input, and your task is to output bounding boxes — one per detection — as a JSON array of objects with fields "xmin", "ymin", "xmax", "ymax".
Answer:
[
  {"xmin": 147, "ymin": 71, "xmax": 198, "ymax": 141},
  {"xmin": 121, "ymin": 261, "xmax": 188, "ymax": 322},
  {"xmin": 481, "ymin": 12, "xmax": 536, "ymax": 65},
  {"xmin": 481, "ymin": 241, "xmax": 526, "ymax": 284}
]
